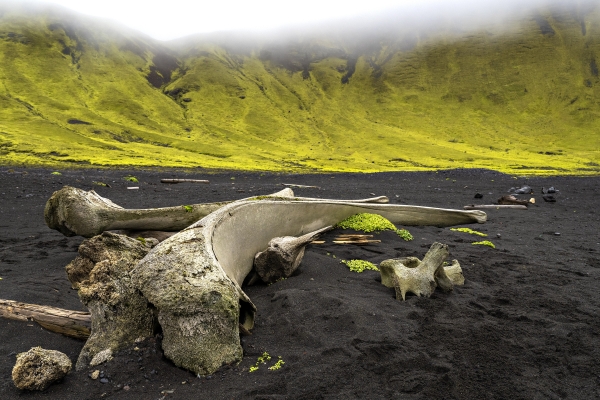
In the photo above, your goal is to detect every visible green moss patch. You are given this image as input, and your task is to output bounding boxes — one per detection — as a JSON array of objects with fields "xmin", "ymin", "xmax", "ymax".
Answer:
[{"xmin": 341, "ymin": 259, "xmax": 379, "ymax": 273}]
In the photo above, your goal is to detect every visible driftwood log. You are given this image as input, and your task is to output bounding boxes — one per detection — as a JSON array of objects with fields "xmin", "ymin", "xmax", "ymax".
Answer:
[
  {"xmin": 160, "ymin": 179, "xmax": 209, "ymax": 184},
  {"xmin": 0, "ymin": 299, "xmax": 91, "ymax": 339}
]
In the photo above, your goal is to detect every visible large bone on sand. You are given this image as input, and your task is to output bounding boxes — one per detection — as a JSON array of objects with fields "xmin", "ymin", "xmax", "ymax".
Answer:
[
  {"xmin": 131, "ymin": 198, "xmax": 485, "ymax": 375},
  {"xmin": 44, "ymin": 186, "xmax": 390, "ymax": 238},
  {"xmin": 379, "ymin": 242, "xmax": 464, "ymax": 300}
]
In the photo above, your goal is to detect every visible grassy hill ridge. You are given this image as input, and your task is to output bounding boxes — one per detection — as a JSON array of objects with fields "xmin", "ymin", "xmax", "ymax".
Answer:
[{"xmin": 0, "ymin": 1, "xmax": 599, "ymax": 174}]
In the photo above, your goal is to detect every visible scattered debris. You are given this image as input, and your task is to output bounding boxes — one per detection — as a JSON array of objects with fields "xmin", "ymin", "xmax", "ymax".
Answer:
[
  {"xmin": 543, "ymin": 195, "xmax": 556, "ymax": 202},
  {"xmin": 498, "ymin": 195, "xmax": 530, "ymax": 206},
  {"xmin": 161, "ymin": 179, "xmax": 209, "ymax": 184},
  {"xmin": 508, "ymin": 185, "xmax": 533, "ymax": 194},
  {"xmin": 542, "ymin": 187, "xmax": 557, "ymax": 194}
]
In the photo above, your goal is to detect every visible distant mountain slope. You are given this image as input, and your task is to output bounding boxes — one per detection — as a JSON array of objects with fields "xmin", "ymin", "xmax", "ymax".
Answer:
[{"xmin": 0, "ymin": 0, "xmax": 599, "ymax": 174}]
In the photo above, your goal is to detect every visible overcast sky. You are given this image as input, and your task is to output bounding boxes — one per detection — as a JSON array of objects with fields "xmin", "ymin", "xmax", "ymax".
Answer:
[{"xmin": 32, "ymin": 0, "xmax": 571, "ymax": 41}]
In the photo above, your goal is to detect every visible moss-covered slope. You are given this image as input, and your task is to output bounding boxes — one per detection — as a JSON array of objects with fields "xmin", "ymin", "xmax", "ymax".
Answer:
[{"xmin": 1, "ymin": 1, "xmax": 599, "ymax": 174}]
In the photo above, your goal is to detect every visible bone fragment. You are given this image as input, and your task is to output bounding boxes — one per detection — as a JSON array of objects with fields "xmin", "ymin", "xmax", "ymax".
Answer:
[
  {"xmin": 0, "ymin": 299, "xmax": 90, "ymax": 340},
  {"xmin": 464, "ymin": 204, "xmax": 527, "ymax": 210},
  {"xmin": 379, "ymin": 243, "xmax": 464, "ymax": 300},
  {"xmin": 254, "ymin": 226, "xmax": 332, "ymax": 284}
]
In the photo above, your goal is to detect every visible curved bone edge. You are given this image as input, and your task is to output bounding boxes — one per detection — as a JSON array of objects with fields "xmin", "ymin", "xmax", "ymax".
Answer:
[
  {"xmin": 254, "ymin": 226, "xmax": 332, "ymax": 284},
  {"xmin": 72, "ymin": 232, "xmax": 156, "ymax": 371}
]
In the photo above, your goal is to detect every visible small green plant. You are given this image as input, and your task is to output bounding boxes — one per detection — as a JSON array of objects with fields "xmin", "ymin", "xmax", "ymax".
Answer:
[
  {"xmin": 136, "ymin": 237, "xmax": 146, "ymax": 245},
  {"xmin": 472, "ymin": 240, "xmax": 496, "ymax": 248},
  {"xmin": 124, "ymin": 175, "xmax": 138, "ymax": 183},
  {"xmin": 249, "ymin": 352, "xmax": 276, "ymax": 372},
  {"xmin": 396, "ymin": 229, "xmax": 413, "ymax": 241},
  {"xmin": 341, "ymin": 259, "xmax": 379, "ymax": 273},
  {"xmin": 268, "ymin": 357, "xmax": 285, "ymax": 371},
  {"xmin": 51, "ymin": 171, "xmax": 61, "ymax": 175},
  {"xmin": 451, "ymin": 227, "xmax": 487, "ymax": 237},
  {"xmin": 335, "ymin": 213, "xmax": 396, "ymax": 232},
  {"xmin": 183, "ymin": 205, "xmax": 193, "ymax": 212},
  {"xmin": 92, "ymin": 181, "xmax": 109, "ymax": 187},
  {"xmin": 257, "ymin": 352, "xmax": 271, "ymax": 364},
  {"xmin": 336, "ymin": 213, "xmax": 412, "ymax": 241}
]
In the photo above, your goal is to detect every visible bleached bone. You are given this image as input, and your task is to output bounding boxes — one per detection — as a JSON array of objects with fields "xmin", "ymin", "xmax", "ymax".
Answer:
[
  {"xmin": 379, "ymin": 242, "xmax": 464, "ymax": 300},
  {"xmin": 253, "ymin": 226, "xmax": 333, "ymax": 284},
  {"xmin": 130, "ymin": 197, "xmax": 485, "ymax": 376},
  {"xmin": 44, "ymin": 186, "xmax": 389, "ymax": 238}
]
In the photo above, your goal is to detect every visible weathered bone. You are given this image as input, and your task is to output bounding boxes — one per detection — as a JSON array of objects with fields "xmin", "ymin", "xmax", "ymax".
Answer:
[
  {"xmin": 253, "ymin": 226, "xmax": 333, "ymax": 284},
  {"xmin": 66, "ymin": 232, "xmax": 158, "ymax": 370},
  {"xmin": 379, "ymin": 243, "xmax": 464, "ymax": 300},
  {"xmin": 44, "ymin": 186, "xmax": 230, "ymax": 238},
  {"xmin": 130, "ymin": 197, "xmax": 484, "ymax": 375},
  {"xmin": 44, "ymin": 186, "xmax": 389, "ymax": 238}
]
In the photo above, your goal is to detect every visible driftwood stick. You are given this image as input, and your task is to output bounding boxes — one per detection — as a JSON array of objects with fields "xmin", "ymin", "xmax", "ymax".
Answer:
[
  {"xmin": 464, "ymin": 205, "xmax": 528, "ymax": 210},
  {"xmin": 282, "ymin": 183, "xmax": 321, "ymax": 189},
  {"xmin": 160, "ymin": 179, "xmax": 210, "ymax": 184},
  {"xmin": 0, "ymin": 299, "xmax": 91, "ymax": 340}
]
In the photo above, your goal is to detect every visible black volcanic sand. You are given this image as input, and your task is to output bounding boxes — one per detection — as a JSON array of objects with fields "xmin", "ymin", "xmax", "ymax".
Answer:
[{"xmin": 1, "ymin": 168, "xmax": 599, "ymax": 399}]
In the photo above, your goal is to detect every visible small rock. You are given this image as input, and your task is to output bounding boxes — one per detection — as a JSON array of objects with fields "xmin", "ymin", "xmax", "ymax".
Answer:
[
  {"xmin": 100, "ymin": 378, "xmax": 109, "ymax": 384},
  {"xmin": 123, "ymin": 385, "xmax": 130, "ymax": 391},
  {"xmin": 12, "ymin": 347, "xmax": 72, "ymax": 391},
  {"xmin": 90, "ymin": 370, "xmax": 100, "ymax": 380},
  {"xmin": 554, "ymin": 232, "xmax": 561, "ymax": 236},
  {"xmin": 90, "ymin": 349, "xmax": 113, "ymax": 367},
  {"xmin": 474, "ymin": 193, "xmax": 483, "ymax": 199}
]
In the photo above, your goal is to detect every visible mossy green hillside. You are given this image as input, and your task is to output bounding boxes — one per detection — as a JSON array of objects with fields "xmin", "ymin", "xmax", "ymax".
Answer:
[{"xmin": 0, "ymin": 2, "xmax": 599, "ymax": 174}]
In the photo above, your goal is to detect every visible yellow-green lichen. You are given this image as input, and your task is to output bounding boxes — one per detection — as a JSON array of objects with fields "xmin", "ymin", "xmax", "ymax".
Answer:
[
  {"xmin": 451, "ymin": 227, "xmax": 488, "ymax": 237},
  {"xmin": 472, "ymin": 240, "xmax": 496, "ymax": 248},
  {"xmin": 341, "ymin": 259, "xmax": 379, "ymax": 273},
  {"xmin": 336, "ymin": 213, "xmax": 413, "ymax": 240},
  {"xmin": 124, "ymin": 176, "xmax": 138, "ymax": 183},
  {"xmin": 183, "ymin": 205, "xmax": 193, "ymax": 212}
]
